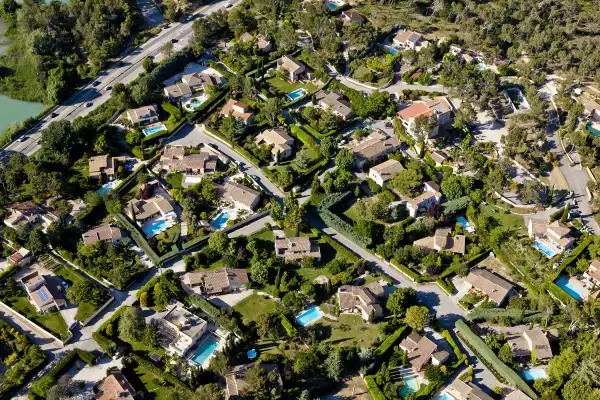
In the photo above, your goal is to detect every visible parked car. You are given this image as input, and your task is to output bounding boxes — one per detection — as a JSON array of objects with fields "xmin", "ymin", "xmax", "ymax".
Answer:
[
  {"xmin": 18, "ymin": 136, "xmax": 28, "ymax": 142},
  {"xmin": 171, "ymin": 38, "xmax": 178, "ymax": 44},
  {"xmin": 91, "ymin": 81, "xmax": 100, "ymax": 87},
  {"xmin": 86, "ymin": 102, "xmax": 93, "ymax": 107},
  {"xmin": 226, "ymin": 1, "xmax": 232, "ymax": 7},
  {"xmin": 105, "ymin": 85, "xmax": 112, "ymax": 91},
  {"xmin": 51, "ymin": 112, "xmax": 59, "ymax": 118}
]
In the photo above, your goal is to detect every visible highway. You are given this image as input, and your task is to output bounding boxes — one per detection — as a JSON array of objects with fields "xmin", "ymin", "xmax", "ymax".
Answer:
[{"xmin": 1, "ymin": 0, "xmax": 239, "ymax": 159}]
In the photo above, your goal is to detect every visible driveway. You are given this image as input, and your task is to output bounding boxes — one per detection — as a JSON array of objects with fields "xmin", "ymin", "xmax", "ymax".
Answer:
[{"xmin": 209, "ymin": 289, "xmax": 254, "ymax": 309}]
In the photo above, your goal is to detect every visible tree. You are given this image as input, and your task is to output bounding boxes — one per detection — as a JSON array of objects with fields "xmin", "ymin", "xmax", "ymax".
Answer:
[
  {"xmin": 282, "ymin": 291, "xmax": 304, "ymax": 310},
  {"xmin": 67, "ymin": 279, "xmax": 103, "ymax": 307},
  {"xmin": 162, "ymin": 41, "xmax": 174, "ymax": 57},
  {"xmin": 208, "ymin": 231, "xmax": 229, "ymax": 253},
  {"xmin": 498, "ymin": 343, "xmax": 514, "ymax": 365},
  {"xmin": 411, "ymin": 115, "xmax": 437, "ymax": 148},
  {"xmin": 261, "ymin": 98, "xmax": 283, "ymax": 126},
  {"xmin": 324, "ymin": 350, "xmax": 344, "ymax": 382},
  {"xmin": 562, "ymin": 378, "xmax": 595, "ymax": 400},
  {"xmin": 118, "ymin": 306, "xmax": 145, "ymax": 341},
  {"xmin": 195, "ymin": 383, "xmax": 225, "ymax": 400},
  {"xmin": 520, "ymin": 179, "xmax": 543, "ymax": 204},
  {"xmin": 548, "ymin": 347, "xmax": 578, "ymax": 381},
  {"xmin": 40, "ymin": 120, "xmax": 81, "ymax": 161},
  {"xmin": 143, "ymin": 57, "xmax": 155, "ymax": 73},
  {"xmin": 140, "ymin": 291, "xmax": 150, "ymax": 307},
  {"xmin": 47, "ymin": 64, "xmax": 72, "ymax": 104},
  {"xmin": 320, "ymin": 136, "xmax": 336, "ymax": 158},
  {"xmin": 453, "ymin": 102, "xmax": 477, "ymax": 130},
  {"xmin": 244, "ymin": 366, "xmax": 281, "ymax": 399},
  {"xmin": 335, "ymin": 149, "xmax": 354, "ymax": 170},
  {"xmin": 294, "ymin": 350, "xmax": 319, "ymax": 376},
  {"xmin": 405, "ymin": 305, "xmax": 429, "ymax": 331},
  {"xmin": 153, "ymin": 282, "xmax": 170, "ymax": 308},
  {"xmin": 441, "ymin": 175, "xmax": 465, "ymax": 200},
  {"xmin": 386, "ymin": 287, "xmax": 417, "ymax": 316},
  {"xmin": 250, "ymin": 261, "xmax": 271, "ymax": 285},
  {"xmin": 26, "ymin": 228, "xmax": 46, "ymax": 255},
  {"xmin": 424, "ymin": 364, "xmax": 445, "ymax": 383},
  {"xmin": 294, "ymin": 149, "xmax": 312, "ymax": 171},
  {"xmin": 298, "ymin": 390, "xmax": 312, "ymax": 400}
]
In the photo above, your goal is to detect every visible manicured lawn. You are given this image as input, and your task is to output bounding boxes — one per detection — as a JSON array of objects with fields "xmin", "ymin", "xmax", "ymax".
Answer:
[
  {"xmin": 317, "ymin": 314, "xmax": 380, "ymax": 348},
  {"xmin": 156, "ymin": 224, "xmax": 181, "ymax": 245},
  {"xmin": 165, "ymin": 172, "xmax": 183, "ymax": 189},
  {"xmin": 297, "ymin": 266, "xmax": 332, "ymax": 282},
  {"xmin": 53, "ymin": 264, "xmax": 109, "ymax": 322},
  {"xmin": 134, "ymin": 364, "xmax": 171, "ymax": 400},
  {"xmin": 480, "ymin": 204, "xmax": 526, "ymax": 234},
  {"xmin": 233, "ymin": 293, "xmax": 278, "ymax": 324},
  {"xmin": 343, "ymin": 203, "xmax": 360, "ymax": 222},
  {"xmin": 266, "ymin": 77, "xmax": 317, "ymax": 95},
  {"xmin": 7, "ymin": 296, "xmax": 69, "ymax": 339}
]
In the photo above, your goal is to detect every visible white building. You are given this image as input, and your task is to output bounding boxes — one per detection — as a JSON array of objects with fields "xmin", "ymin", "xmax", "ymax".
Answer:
[
  {"xmin": 406, "ymin": 181, "xmax": 442, "ymax": 217},
  {"xmin": 368, "ymin": 159, "xmax": 404, "ymax": 187},
  {"xmin": 156, "ymin": 302, "xmax": 208, "ymax": 356}
]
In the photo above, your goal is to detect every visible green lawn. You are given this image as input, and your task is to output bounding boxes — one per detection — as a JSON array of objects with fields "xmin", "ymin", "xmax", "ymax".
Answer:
[
  {"xmin": 233, "ymin": 294, "xmax": 279, "ymax": 324},
  {"xmin": 316, "ymin": 314, "xmax": 380, "ymax": 348},
  {"xmin": 156, "ymin": 224, "xmax": 181, "ymax": 245},
  {"xmin": 165, "ymin": 172, "xmax": 183, "ymax": 189},
  {"xmin": 480, "ymin": 204, "xmax": 526, "ymax": 234},
  {"xmin": 266, "ymin": 77, "xmax": 317, "ymax": 96},
  {"xmin": 134, "ymin": 364, "xmax": 171, "ymax": 400},
  {"xmin": 53, "ymin": 264, "xmax": 108, "ymax": 322},
  {"xmin": 343, "ymin": 203, "xmax": 360, "ymax": 222},
  {"xmin": 7, "ymin": 296, "xmax": 69, "ymax": 339}
]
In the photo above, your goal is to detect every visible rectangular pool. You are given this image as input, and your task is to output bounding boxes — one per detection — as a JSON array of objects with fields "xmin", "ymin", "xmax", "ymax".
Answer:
[
  {"xmin": 191, "ymin": 337, "xmax": 218, "ymax": 366},
  {"xmin": 586, "ymin": 122, "xmax": 600, "ymax": 137},
  {"xmin": 439, "ymin": 393, "xmax": 453, "ymax": 400},
  {"xmin": 555, "ymin": 276, "xmax": 587, "ymax": 302},
  {"xmin": 210, "ymin": 211, "xmax": 231, "ymax": 230},
  {"xmin": 287, "ymin": 88, "xmax": 307, "ymax": 101},
  {"xmin": 327, "ymin": 2, "xmax": 338, "ymax": 10},
  {"xmin": 97, "ymin": 181, "xmax": 118, "ymax": 197},
  {"xmin": 385, "ymin": 45, "xmax": 399, "ymax": 55},
  {"xmin": 142, "ymin": 124, "xmax": 167, "ymax": 137},
  {"xmin": 142, "ymin": 218, "xmax": 171, "ymax": 237},
  {"xmin": 399, "ymin": 376, "xmax": 419, "ymax": 398},
  {"xmin": 534, "ymin": 240, "xmax": 558, "ymax": 258},
  {"xmin": 522, "ymin": 368, "xmax": 547, "ymax": 381},
  {"xmin": 296, "ymin": 306, "xmax": 323, "ymax": 326},
  {"xmin": 456, "ymin": 216, "xmax": 474, "ymax": 233}
]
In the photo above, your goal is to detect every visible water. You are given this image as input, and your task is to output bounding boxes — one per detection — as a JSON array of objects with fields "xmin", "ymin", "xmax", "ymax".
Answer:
[
  {"xmin": 456, "ymin": 216, "xmax": 474, "ymax": 233},
  {"xmin": 399, "ymin": 376, "xmax": 419, "ymax": 398},
  {"xmin": 287, "ymin": 88, "xmax": 307, "ymax": 101},
  {"xmin": 586, "ymin": 122, "xmax": 600, "ymax": 137},
  {"xmin": 534, "ymin": 240, "xmax": 557, "ymax": 258},
  {"xmin": 142, "ymin": 124, "xmax": 167, "ymax": 136},
  {"xmin": 142, "ymin": 218, "xmax": 171, "ymax": 237},
  {"xmin": 327, "ymin": 2, "xmax": 338, "ymax": 10},
  {"xmin": 439, "ymin": 393, "xmax": 453, "ymax": 400},
  {"xmin": 209, "ymin": 211, "xmax": 231, "ymax": 229},
  {"xmin": 0, "ymin": 95, "xmax": 45, "ymax": 134},
  {"xmin": 522, "ymin": 368, "xmax": 547, "ymax": 381},
  {"xmin": 296, "ymin": 306, "xmax": 323, "ymax": 326},
  {"xmin": 247, "ymin": 349, "xmax": 257, "ymax": 359},
  {"xmin": 97, "ymin": 181, "xmax": 119, "ymax": 197},
  {"xmin": 555, "ymin": 276, "xmax": 587, "ymax": 301},
  {"xmin": 385, "ymin": 45, "xmax": 399, "ymax": 55},
  {"xmin": 187, "ymin": 98, "xmax": 206, "ymax": 110},
  {"xmin": 191, "ymin": 337, "xmax": 218, "ymax": 365}
]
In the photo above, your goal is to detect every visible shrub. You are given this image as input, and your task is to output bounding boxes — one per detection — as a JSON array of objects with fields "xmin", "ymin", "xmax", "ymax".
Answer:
[
  {"xmin": 374, "ymin": 326, "xmax": 406, "ymax": 358},
  {"xmin": 281, "ymin": 315, "xmax": 298, "ymax": 337},
  {"xmin": 317, "ymin": 193, "xmax": 372, "ymax": 247},
  {"xmin": 467, "ymin": 308, "xmax": 543, "ymax": 323},
  {"xmin": 364, "ymin": 375, "xmax": 386, "ymax": 400},
  {"xmin": 187, "ymin": 294, "xmax": 220, "ymax": 317},
  {"xmin": 552, "ymin": 237, "xmax": 592, "ymax": 279},
  {"xmin": 390, "ymin": 260, "xmax": 420, "ymax": 282},
  {"xmin": 30, "ymin": 349, "xmax": 95, "ymax": 399}
]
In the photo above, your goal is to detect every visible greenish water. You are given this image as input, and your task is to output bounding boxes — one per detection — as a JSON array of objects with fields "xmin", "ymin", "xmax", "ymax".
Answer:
[{"xmin": 0, "ymin": 95, "xmax": 44, "ymax": 133}]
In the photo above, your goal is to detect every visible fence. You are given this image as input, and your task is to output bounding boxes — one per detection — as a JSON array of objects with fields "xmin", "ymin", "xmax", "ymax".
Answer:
[
  {"xmin": 0, "ymin": 301, "xmax": 72, "ymax": 346},
  {"xmin": 81, "ymin": 296, "xmax": 115, "ymax": 327}
]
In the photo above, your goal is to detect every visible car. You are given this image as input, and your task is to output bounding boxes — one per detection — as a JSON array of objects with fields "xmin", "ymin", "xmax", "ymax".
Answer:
[
  {"xmin": 85, "ymin": 102, "xmax": 93, "ymax": 107},
  {"xmin": 171, "ymin": 38, "xmax": 179, "ymax": 44},
  {"xmin": 18, "ymin": 136, "xmax": 28, "ymax": 142},
  {"xmin": 225, "ymin": 1, "xmax": 232, "ymax": 7},
  {"xmin": 252, "ymin": 175, "xmax": 259, "ymax": 181},
  {"xmin": 51, "ymin": 112, "xmax": 58, "ymax": 118},
  {"xmin": 117, "ymin": 61, "xmax": 124, "ymax": 67},
  {"xmin": 163, "ymin": 23, "xmax": 170, "ymax": 29},
  {"xmin": 105, "ymin": 85, "xmax": 112, "ymax": 91},
  {"xmin": 208, "ymin": 143, "xmax": 217, "ymax": 149},
  {"xmin": 91, "ymin": 81, "xmax": 100, "ymax": 87}
]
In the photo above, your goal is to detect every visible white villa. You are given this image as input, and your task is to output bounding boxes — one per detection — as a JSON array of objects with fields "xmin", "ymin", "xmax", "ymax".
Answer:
[
  {"xmin": 255, "ymin": 128, "xmax": 295, "ymax": 160},
  {"xmin": 392, "ymin": 31, "xmax": 428, "ymax": 50},
  {"xmin": 126, "ymin": 105, "xmax": 159, "ymax": 127},
  {"xmin": 396, "ymin": 97, "xmax": 453, "ymax": 139},
  {"xmin": 337, "ymin": 283, "xmax": 384, "ymax": 321},
  {"xmin": 407, "ymin": 181, "xmax": 442, "ymax": 217},
  {"xmin": 155, "ymin": 302, "xmax": 208, "ymax": 356},
  {"xmin": 369, "ymin": 159, "xmax": 404, "ymax": 187},
  {"xmin": 277, "ymin": 55, "xmax": 313, "ymax": 82},
  {"xmin": 528, "ymin": 219, "xmax": 575, "ymax": 256}
]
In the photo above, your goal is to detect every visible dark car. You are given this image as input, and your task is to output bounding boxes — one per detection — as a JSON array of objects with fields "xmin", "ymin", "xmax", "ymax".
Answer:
[
  {"xmin": 51, "ymin": 112, "xmax": 59, "ymax": 118},
  {"xmin": 91, "ymin": 81, "xmax": 100, "ymax": 87},
  {"xmin": 85, "ymin": 102, "xmax": 93, "ymax": 107},
  {"xmin": 171, "ymin": 38, "xmax": 179, "ymax": 44}
]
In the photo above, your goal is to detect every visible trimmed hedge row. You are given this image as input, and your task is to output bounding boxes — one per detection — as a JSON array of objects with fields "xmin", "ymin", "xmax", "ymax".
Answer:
[
  {"xmin": 440, "ymin": 329, "xmax": 463, "ymax": 359},
  {"xmin": 466, "ymin": 307, "xmax": 544, "ymax": 323},
  {"xmin": 92, "ymin": 305, "xmax": 129, "ymax": 356},
  {"xmin": 364, "ymin": 375, "xmax": 386, "ymax": 400},
  {"xmin": 181, "ymin": 233, "xmax": 210, "ymax": 251},
  {"xmin": 544, "ymin": 280, "xmax": 576, "ymax": 305},
  {"xmin": 455, "ymin": 320, "xmax": 538, "ymax": 399},
  {"xmin": 552, "ymin": 236, "xmax": 593, "ymax": 279},
  {"xmin": 390, "ymin": 260, "xmax": 419, "ymax": 282},
  {"xmin": 289, "ymin": 124, "xmax": 318, "ymax": 150},
  {"xmin": 0, "ymin": 263, "xmax": 19, "ymax": 281},
  {"xmin": 436, "ymin": 278, "xmax": 455, "ymax": 295},
  {"xmin": 186, "ymin": 294, "xmax": 220, "ymax": 317},
  {"xmin": 317, "ymin": 192, "xmax": 372, "ymax": 248},
  {"xmin": 130, "ymin": 354, "xmax": 194, "ymax": 395},
  {"xmin": 114, "ymin": 213, "xmax": 160, "ymax": 266},
  {"xmin": 314, "ymin": 229, "xmax": 359, "ymax": 263},
  {"xmin": 281, "ymin": 315, "xmax": 298, "ymax": 337},
  {"xmin": 374, "ymin": 326, "xmax": 406, "ymax": 358},
  {"xmin": 30, "ymin": 349, "xmax": 96, "ymax": 399}
]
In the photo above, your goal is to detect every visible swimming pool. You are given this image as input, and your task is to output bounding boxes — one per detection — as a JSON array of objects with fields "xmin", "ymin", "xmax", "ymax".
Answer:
[
  {"xmin": 522, "ymin": 368, "xmax": 547, "ymax": 381},
  {"xmin": 210, "ymin": 211, "xmax": 231, "ymax": 230},
  {"xmin": 586, "ymin": 122, "xmax": 600, "ymax": 137},
  {"xmin": 287, "ymin": 88, "xmax": 307, "ymax": 101},
  {"xmin": 143, "ymin": 218, "xmax": 171, "ymax": 237},
  {"xmin": 385, "ymin": 45, "xmax": 399, "ymax": 55},
  {"xmin": 247, "ymin": 349, "xmax": 257, "ymax": 359},
  {"xmin": 327, "ymin": 2, "xmax": 338, "ymax": 10},
  {"xmin": 399, "ymin": 376, "xmax": 419, "ymax": 398},
  {"xmin": 438, "ymin": 393, "xmax": 453, "ymax": 400},
  {"xmin": 142, "ymin": 124, "xmax": 167, "ymax": 136},
  {"xmin": 191, "ymin": 337, "xmax": 218, "ymax": 366},
  {"xmin": 534, "ymin": 240, "xmax": 557, "ymax": 258},
  {"xmin": 555, "ymin": 276, "xmax": 587, "ymax": 302},
  {"xmin": 97, "ymin": 181, "xmax": 118, "ymax": 197},
  {"xmin": 456, "ymin": 216, "xmax": 474, "ymax": 233},
  {"xmin": 296, "ymin": 306, "xmax": 323, "ymax": 326},
  {"xmin": 187, "ymin": 98, "xmax": 206, "ymax": 110}
]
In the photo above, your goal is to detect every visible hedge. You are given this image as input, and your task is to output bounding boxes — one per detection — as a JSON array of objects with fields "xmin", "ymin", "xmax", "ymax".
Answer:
[
  {"xmin": 186, "ymin": 293, "xmax": 220, "ymax": 317},
  {"xmin": 436, "ymin": 278, "xmax": 455, "ymax": 295},
  {"xmin": 455, "ymin": 320, "xmax": 538, "ymax": 399},
  {"xmin": 114, "ymin": 212, "xmax": 160, "ymax": 266},
  {"xmin": 545, "ymin": 280, "xmax": 576, "ymax": 305},
  {"xmin": 281, "ymin": 315, "xmax": 298, "ymax": 337},
  {"xmin": 364, "ymin": 375, "xmax": 386, "ymax": 400},
  {"xmin": 390, "ymin": 260, "xmax": 420, "ymax": 282},
  {"xmin": 314, "ymin": 229, "xmax": 359, "ymax": 262},
  {"xmin": 181, "ymin": 233, "xmax": 210, "ymax": 251},
  {"xmin": 92, "ymin": 305, "xmax": 129, "ymax": 356},
  {"xmin": 552, "ymin": 236, "xmax": 592, "ymax": 279},
  {"xmin": 130, "ymin": 354, "xmax": 194, "ymax": 395},
  {"xmin": 30, "ymin": 349, "xmax": 96, "ymax": 399},
  {"xmin": 0, "ymin": 263, "xmax": 19, "ymax": 281},
  {"xmin": 466, "ymin": 307, "xmax": 544, "ymax": 323},
  {"xmin": 317, "ymin": 192, "xmax": 372, "ymax": 248},
  {"xmin": 374, "ymin": 326, "xmax": 406, "ymax": 358},
  {"xmin": 492, "ymin": 245, "xmax": 540, "ymax": 296},
  {"xmin": 440, "ymin": 329, "xmax": 463, "ymax": 359},
  {"xmin": 442, "ymin": 195, "xmax": 472, "ymax": 216},
  {"xmin": 136, "ymin": 270, "xmax": 183, "ymax": 301},
  {"xmin": 289, "ymin": 124, "xmax": 318, "ymax": 150}
]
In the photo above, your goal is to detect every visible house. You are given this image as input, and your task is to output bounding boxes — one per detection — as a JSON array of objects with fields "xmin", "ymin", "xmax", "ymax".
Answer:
[
  {"xmin": 315, "ymin": 91, "xmax": 353, "ymax": 120},
  {"xmin": 82, "ymin": 223, "xmax": 122, "ymax": 246},
  {"xmin": 528, "ymin": 219, "xmax": 575, "ymax": 254},
  {"xmin": 164, "ymin": 83, "xmax": 193, "ymax": 103},
  {"xmin": 444, "ymin": 379, "xmax": 494, "ymax": 400},
  {"xmin": 160, "ymin": 146, "xmax": 217, "ymax": 174},
  {"xmin": 225, "ymin": 364, "xmax": 282, "ymax": 399},
  {"xmin": 462, "ymin": 54, "xmax": 474, "ymax": 64},
  {"xmin": 3, "ymin": 202, "xmax": 58, "ymax": 230},
  {"xmin": 397, "ymin": 97, "xmax": 453, "ymax": 138},
  {"xmin": 464, "ymin": 268, "xmax": 515, "ymax": 306},
  {"xmin": 239, "ymin": 32, "xmax": 272, "ymax": 53},
  {"xmin": 277, "ymin": 55, "xmax": 313, "ymax": 82},
  {"xmin": 8, "ymin": 247, "xmax": 33, "ymax": 267},
  {"xmin": 392, "ymin": 31, "xmax": 426, "ymax": 50},
  {"xmin": 580, "ymin": 95, "xmax": 600, "ymax": 121},
  {"xmin": 126, "ymin": 196, "xmax": 175, "ymax": 223},
  {"xmin": 223, "ymin": 181, "xmax": 261, "ymax": 210},
  {"xmin": 185, "ymin": 268, "xmax": 250, "ymax": 296},
  {"xmin": 182, "ymin": 72, "xmax": 224, "ymax": 92},
  {"xmin": 341, "ymin": 11, "xmax": 365, "ymax": 24},
  {"xmin": 584, "ymin": 259, "xmax": 600, "ymax": 285},
  {"xmin": 155, "ymin": 301, "xmax": 208, "ymax": 355},
  {"xmin": 369, "ymin": 159, "xmax": 404, "ymax": 187},
  {"xmin": 95, "ymin": 369, "xmax": 136, "ymax": 400},
  {"xmin": 351, "ymin": 131, "xmax": 401, "ymax": 170},
  {"xmin": 504, "ymin": 390, "xmax": 532, "ymax": 400},
  {"xmin": 406, "ymin": 181, "xmax": 442, "ymax": 217},
  {"xmin": 413, "ymin": 228, "xmax": 466, "ymax": 255},
  {"xmin": 255, "ymin": 128, "xmax": 295, "ymax": 160},
  {"xmin": 19, "ymin": 271, "xmax": 66, "ymax": 313},
  {"xmin": 507, "ymin": 329, "xmax": 553, "ymax": 362},
  {"xmin": 126, "ymin": 105, "xmax": 159, "ymax": 127},
  {"xmin": 275, "ymin": 237, "xmax": 321, "ymax": 263},
  {"xmin": 88, "ymin": 155, "xmax": 127, "ymax": 181},
  {"xmin": 430, "ymin": 150, "xmax": 448, "ymax": 166},
  {"xmin": 337, "ymin": 283, "xmax": 384, "ymax": 321},
  {"xmin": 220, "ymin": 99, "xmax": 255, "ymax": 125},
  {"xmin": 399, "ymin": 332, "xmax": 449, "ymax": 373}
]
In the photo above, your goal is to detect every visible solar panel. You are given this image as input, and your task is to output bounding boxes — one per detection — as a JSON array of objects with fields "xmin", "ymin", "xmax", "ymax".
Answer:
[{"xmin": 38, "ymin": 288, "xmax": 49, "ymax": 302}]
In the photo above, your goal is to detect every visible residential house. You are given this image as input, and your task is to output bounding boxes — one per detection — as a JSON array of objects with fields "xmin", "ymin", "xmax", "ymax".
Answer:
[
  {"xmin": 430, "ymin": 150, "xmax": 448, "ymax": 166},
  {"xmin": 255, "ymin": 128, "xmax": 295, "ymax": 160},
  {"xmin": 8, "ymin": 248, "xmax": 33, "ymax": 267},
  {"xmin": 341, "ymin": 11, "xmax": 365, "ymax": 24},
  {"xmin": 337, "ymin": 283, "xmax": 384, "ymax": 321},
  {"xmin": 413, "ymin": 228, "xmax": 466, "ymax": 255},
  {"xmin": 126, "ymin": 105, "xmax": 159, "ymax": 127},
  {"xmin": 504, "ymin": 390, "xmax": 532, "ymax": 400},
  {"xmin": 155, "ymin": 302, "xmax": 208, "ymax": 355},
  {"xmin": 392, "ymin": 31, "xmax": 426, "ymax": 50},
  {"xmin": 580, "ymin": 95, "xmax": 600, "ymax": 121},
  {"xmin": 82, "ymin": 223, "xmax": 122, "ymax": 246},
  {"xmin": 507, "ymin": 329, "xmax": 553, "ymax": 362},
  {"xmin": 220, "ymin": 99, "xmax": 255, "ymax": 125},
  {"xmin": 277, "ymin": 55, "xmax": 313, "ymax": 82},
  {"xmin": 88, "ymin": 155, "xmax": 127, "ymax": 181},
  {"xmin": 3, "ymin": 202, "xmax": 58, "ymax": 230},
  {"xmin": 399, "ymin": 332, "xmax": 449, "ymax": 373},
  {"xmin": 584, "ymin": 259, "xmax": 600, "ymax": 285},
  {"xmin": 444, "ymin": 379, "xmax": 494, "ymax": 400},
  {"xmin": 222, "ymin": 181, "xmax": 261, "ymax": 211},
  {"xmin": 164, "ymin": 83, "xmax": 193, "ymax": 103},
  {"xmin": 19, "ymin": 271, "xmax": 66, "ymax": 313},
  {"xmin": 185, "ymin": 268, "xmax": 250, "ymax": 296},
  {"xmin": 406, "ymin": 181, "xmax": 442, "ymax": 217},
  {"xmin": 368, "ymin": 159, "xmax": 404, "ymax": 187},
  {"xmin": 275, "ymin": 237, "xmax": 321, "ymax": 263},
  {"xmin": 225, "ymin": 364, "xmax": 282, "ymax": 399},
  {"xmin": 397, "ymin": 97, "xmax": 453, "ymax": 139},
  {"xmin": 126, "ymin": 196, "xmax": 175, "ymax": 223},
  {"xmin": 239, "ymin": 32, "xmax": 272, "ymax": 53},
  {"xmin": 95, "ymin": 369, "xmax": 136, "ymax": 400},
  {"xmin": 351, "ymin": 131, "xmax": 401, "ymax": 170},
  {"xmin": 160, "ymin": 146, "xmax": 217, "ymax": 174},
  {"xmin": 315, "ymin": 90, "xmax": 353, "ymax": 120},
  {"xmin": 462, "ymin": 54, "xmax": 474, "ymax": 64},
  {"xmin": 464, "ymin": 268, "xmax": 515, "ymax": 306},
  {"xmin": 182, "ymin": 72, "xmax": 224, "ymax": 92},
  {"xmin": 528, "ymin": 219, "xmax": 575, "ymax": 254}
]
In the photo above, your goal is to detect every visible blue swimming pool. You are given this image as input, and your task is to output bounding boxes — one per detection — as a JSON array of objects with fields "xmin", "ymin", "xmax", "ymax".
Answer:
[
  {"xmin": 385, "ymin": 45, "xmax": 399, "ymax": 55},
  {"xmin": 535, "ymin": 240, "xmax": 557, "ymax": 258},
  {"xmin": 210, "ymin": 211, "xmax": 231, "ymax": 229},
  {"xmin": 296, "ymin": 306, "xmax": 323, "ymax": 326},
  {"xmin": 555, "ymin": 276, "xmax": 586, "ymax": 301},
  {"xmin": 247, "ymin": 349, "xmax": 257, "ymax": 359},
  {"xmin": 456, "ymin": 216, "xmax": 474, "ymax": 233},
  {"xmin": 399, "ymin": 376, "xmax": 419, "ymax": 398},
  {"xmin": 192, "ymin": 337, "xmax": 218, "ymax": 365},
  {"xmin": 143, "ymin": 218, "xmax": 171, "ymax": 237},
  {"xmin": 97, "ymin": 181, "xmax": 117, "ymax": 197},
  {"xmin": 522, "ymin": 368, "xmax": 547, "ymax": 381},
  {"xmin": 142, "ymin": 124, "xmax": 167, "ymax": 136},
  {"xmin": 287, "ymin": 88, "xmax": 307, "ymax": 101},
  {"xmin": 188, "ymin": 98, "xmax": 206, "ymax": 110},
  {"xmin": 438, "ymin": 393, "xmax": 453, "ymax": 400},
  {"xmin": 327, "ymin": 2, "xmax": 338, "ymax": 10},
  {"xmin": 586, "ymin": 122, "xmax": 600, "ymax": 137}
]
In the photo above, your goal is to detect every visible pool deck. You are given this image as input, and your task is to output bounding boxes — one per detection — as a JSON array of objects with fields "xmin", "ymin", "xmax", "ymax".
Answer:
[
  {"xmin": 142, "ymin": 122, "xmax": 167, "ymax": 136},
  {"xmin": 555, "ymin": 275, "xmax": 590, "ymax": 301},
  {"xmin": 187, "ymin": 331, "xmax": 227, "ymax": 369}
]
